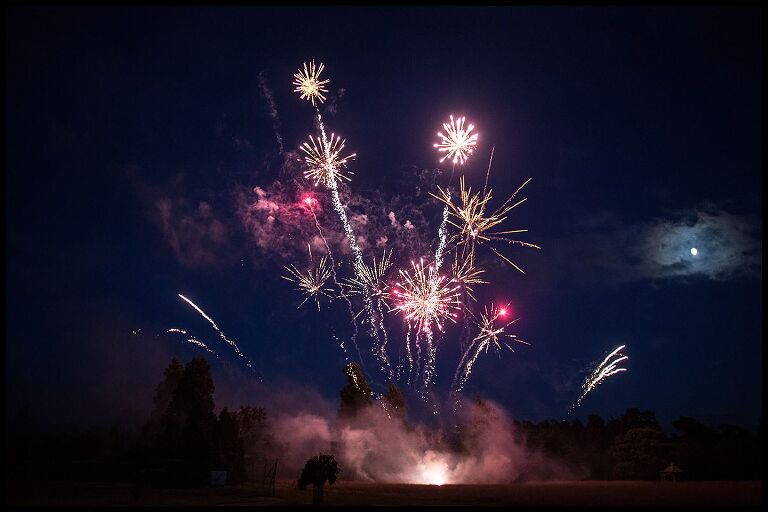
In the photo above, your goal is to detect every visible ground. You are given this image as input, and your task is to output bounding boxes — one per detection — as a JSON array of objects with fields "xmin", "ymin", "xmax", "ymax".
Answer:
[{"xmin": 6, "ymin": 479, "xmax": 762, "ymax": 506}]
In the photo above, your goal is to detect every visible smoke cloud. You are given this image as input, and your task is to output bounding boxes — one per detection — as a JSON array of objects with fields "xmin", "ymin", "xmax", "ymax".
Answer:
[
  {"xmin": 233, "ymin": 387, "xmax": 578, "ymax": 483},
  {"xmin": 234, "ymin": 161, "xmax": 440, "ymax": 266},
  {"xmin": 257, "ymin": 71, "xmax": 284, "ymax": 155}
]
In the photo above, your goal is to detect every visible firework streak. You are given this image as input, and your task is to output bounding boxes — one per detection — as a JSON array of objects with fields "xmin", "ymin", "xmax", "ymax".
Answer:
[
  {"xmin": 450, "ymin": 304, "xmax": 528, "ymax": 409},
  {"xmin": 570, "ymin": 345, "xmax": 629, "ymax": 412},
  {"xmin": 305, "ymin": 202, "xmax": 362, "ymax": 364},
  {"xmin": 420, "ymin": 116, "xmax": 479, "ymax": 396},
  {"xmin": 342, "ymin": 250, "xmax": 394, "ymax": 379},
  {"xmin": 177, "ymin": 294, "xmax": 255, "ymax": 370},
  {"xmin": 167, "ymin": 327, "xmax": 218, "ymax": 357}
]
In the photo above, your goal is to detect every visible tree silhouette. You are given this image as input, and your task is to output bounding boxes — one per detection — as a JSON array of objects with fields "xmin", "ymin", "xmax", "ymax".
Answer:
[
  {"xmin": 298, "ymin": 453, "xmax": 340, "ymax": 505},
  {"xmin": 142, "ymin": 358, "xmax": 184, "ymax": 445},
  {"xmin": 383, "ymin": 383, "xmax": 406, "ymax": 421},
  {"xmin": 610, "ymin": 427, "xmax": 666, "ymax": 480},
  {"xmin": 338, "ymin": 362, "xmax": 373, "ymax": 419},
  {"xmin": 236, "ymin": 405, "xmax": 275, "ymax": 461},
  {"xmin": 213, "ymin": 408, "xmax": 245, "ymax": 484},
  {"xmin": 156, "ymin": 358, "xmax": 217, "ymax": 485}
]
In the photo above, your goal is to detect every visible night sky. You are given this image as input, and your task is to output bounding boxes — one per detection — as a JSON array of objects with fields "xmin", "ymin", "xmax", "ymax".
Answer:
[{"xmin": 6, "ymin": 6, "xmax": 762, "ymax": 432}]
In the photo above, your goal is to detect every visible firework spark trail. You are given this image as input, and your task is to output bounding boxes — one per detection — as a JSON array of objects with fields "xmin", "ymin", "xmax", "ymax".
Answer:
[
  {"xmin": 317, "ymin": 114, "xmax": 374, "ymax": 372},
  {"xmin": 403, "ymin": 325, "xmax": 411, "ymax": 384},
  {"xmin": 303, "ymin": 202, "xmax": 362, "ymax": 363},
  {"xmin": 421, "ymin": 116, "xmax": 479, "ymax": 398},
  {"xmin": 434, "ymin": 195, "xmax": 451, "ymax": 274},
  {"xmin": 570, "ymin": 345, "xmax": 629, "ymax": 412},
  {"xmin": 295, "ymin": 62, "xmax": 400, "ymax": 381},
  {"xmin": 421, "ymin": 329, "xmax": 438, "ymax": 410},
  {"xmin": 482, "ymin": 145, "xmax": 495, "ymax": 198},
  {"xmin": 294, "ymin": 61, "xmax": 376, "ymax": 371},
  {"xmin": 391, "ymin": 259, "xmax": 461, "ymax": 396},
  {"xmin": 313, "ymin": 107, "xmax": 389, "ymax": 377},
  {"xmin": 177, "ymin": 294, "xmax": 255, "ymax": 370},
  {"xmin": 450, "ymin": 304, "xmax": 528, "ymax": 408},
  {"xmin": 342, "ymin": 250, "xmax": 396, "ymax": 380},
  {"xmin": 375, "ymin": 299, "xmax": 392, "ymax": 378},
  {"xmin": 167, "ymin": 328, "xmax": 218, "ymax": 357}
]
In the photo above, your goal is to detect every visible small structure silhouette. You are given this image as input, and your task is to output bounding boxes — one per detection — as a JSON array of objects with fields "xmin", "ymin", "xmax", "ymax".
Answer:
[{"xmin": 660, "ymin": 462, "xmax": 684, "ymax": 482}]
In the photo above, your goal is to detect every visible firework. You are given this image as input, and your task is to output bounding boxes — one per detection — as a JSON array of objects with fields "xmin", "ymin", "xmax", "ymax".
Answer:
[
  {"xmin": 177, "ymin": 293, "xmax": 255, "ymax": 370},
  {"xmin": 343, "ymin": 249, "xmax": 393, "ymax": 306},
  {"xmin": 300, "ymin": 133, "xmax": 356, "ymax": 187},
  {"xmin": 432, "ymin": 175, "xmax": 540, "ymax": 273},
  {"xmin": 281, "ymin": 245, "xmax": 335, "ymax": 311},
  {"xmin": 391, "ymin": 258, "xmax": 462, "ymax": 335},
  {"xmin": 433, "ymin": 194, "xmax": 451, "ymax": 274},
  {"xmin": 451, "ymin": 304, "xmax": 528, "ymax": 401},
  {"xmin": 294, "ymin": 65, "xmax": 371, "ymax": 371},
  {"xmin": 431, "ymin": 116, "xmax": 478, "ymax": 276},
  {"xmin": 342, "ymin": 250, "xmax": 395, "ymax": 379},
  {"xmin": 167, "ymin": 328, "xmax": 218, "ymax": 357},
  {"xmin": 451, "ymin": 252, "xmax": 487, "ymax": 302},
  {"xmin": 303, "ymin": 196, "xmax": 364, "ymax": 364},
  {"xmin": 433, "ymin": 115, "xmax": 479, "ymax": 165},
  {"xmin": 293, "ymin": 60, "xmax": 330, "ymax": 106},
  {"xmin": 390, "ymin": 258, "xmax": 458, "ymax": 396},
  {"xmin": 570, "ymin": 345, "xmax": 629, "ymax": 411},
  {"xmin": 472, "ymin": 304, "xmax": 527, "ymax": 354}
]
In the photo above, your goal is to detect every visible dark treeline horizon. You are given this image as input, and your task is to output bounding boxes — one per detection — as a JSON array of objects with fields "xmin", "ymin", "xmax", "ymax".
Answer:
[{"xmin": 5, "ymin": 357, "xmax": 763, "ymax": 484}]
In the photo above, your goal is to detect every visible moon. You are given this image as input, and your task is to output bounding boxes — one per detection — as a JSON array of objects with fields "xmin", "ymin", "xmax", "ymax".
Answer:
[{"xmin": 690, "ymin": 247, "xmax": 698, "ymax": 256}]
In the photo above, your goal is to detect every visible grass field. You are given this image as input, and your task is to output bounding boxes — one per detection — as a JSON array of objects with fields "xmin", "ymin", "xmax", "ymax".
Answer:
[{"xmin": 6, "ymin": 479, "xmax": 762, "ymax": 506}]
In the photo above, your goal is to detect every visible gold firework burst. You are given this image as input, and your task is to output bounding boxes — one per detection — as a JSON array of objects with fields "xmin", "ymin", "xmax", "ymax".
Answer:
[
  {"xmin": 343, "ymin": 249, "xmax": 393, "ymax": 303},
  {"xmin": 451, "ymin": 253, "xmax": 487, "ymax": 302},
  {"xmin": 281, "ymin": 246, "xmax": 335, "ymax": 311},
  {"xmin": 293, "ymin": 60, "xmax": 330, "ymax": 106},
  {"xmin": 300, "ymin": 133, "xmax": 356, "ymax": 187},
  {"xmin": 432, "ymin": 175, "xmax": 540, "ymax": 273},
  {"xmin": 433, "ymin": 115, "xmax": 479, "ymax": 165}
]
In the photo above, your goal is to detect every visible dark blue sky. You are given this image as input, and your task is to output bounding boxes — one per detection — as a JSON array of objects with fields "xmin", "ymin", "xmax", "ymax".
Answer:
[{"xmin": 6, "ymin": 6, "xmax": 762, "ymax": 432}]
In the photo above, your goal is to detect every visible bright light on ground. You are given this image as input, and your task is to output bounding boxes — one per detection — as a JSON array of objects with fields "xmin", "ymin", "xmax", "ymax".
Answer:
[
  {"xmin": 422, "ymin": 469, "xmax": 447, "ymax": 486},
  {"xmin": 417, "ymin": 456, "xmax": 450, "ymax": 486}
]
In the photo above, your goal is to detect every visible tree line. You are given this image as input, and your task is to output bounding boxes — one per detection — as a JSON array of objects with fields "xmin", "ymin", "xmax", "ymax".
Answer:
[{"xmin": 6, "ymin": 357, "xmax": 763, "ymax": 486}]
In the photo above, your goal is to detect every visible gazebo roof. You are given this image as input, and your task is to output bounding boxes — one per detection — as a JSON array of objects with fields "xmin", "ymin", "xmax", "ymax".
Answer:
[{"xmin": 660, "ymin": 463, "xmax": 684, "ymax": 473}]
